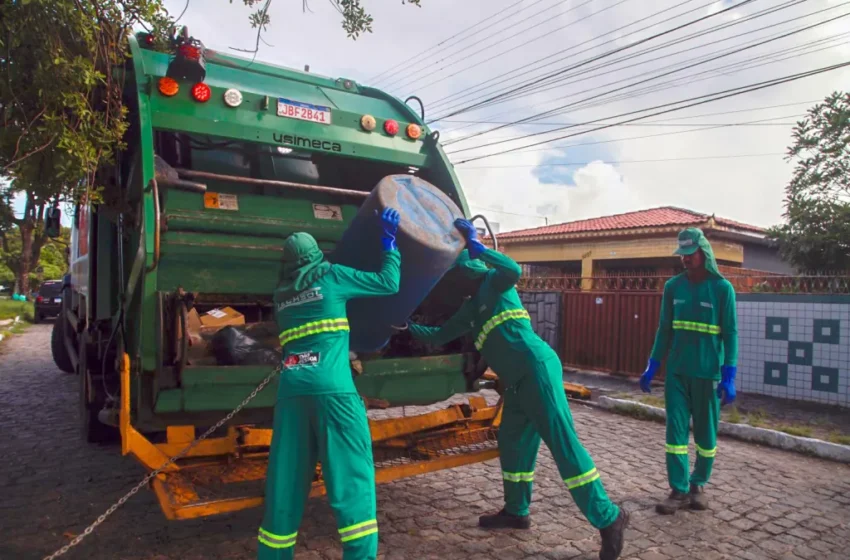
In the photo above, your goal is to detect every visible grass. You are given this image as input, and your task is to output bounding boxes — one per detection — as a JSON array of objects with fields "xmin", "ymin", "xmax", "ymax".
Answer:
[
  {"xmin": 612, "ymin": 402, "xmax": 663, "ymax": 423},
  {"xmin": 0, "ymin": 298, "xmax": 34, "ymax": 322},
  {"xmin": 639, "ymin": 395, "xmax": 666, "ymax": 408},
  {"xmin": 777, "ymin": 425, "xmax": 814, "ymax": 438},
  {"xmin": 746, "ymin": 408, "xmax": 770, "ymax": 428},
  {"xmin": 827, "ymin": 432, "xmax": 850, "ymax": 446},
  {"xmin": 725, "ymin": 406, "xmax": 743, "ymax": 424}
]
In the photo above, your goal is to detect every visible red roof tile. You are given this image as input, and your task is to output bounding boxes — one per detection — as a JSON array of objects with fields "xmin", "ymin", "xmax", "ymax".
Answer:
[{"xmin": 496, "ymin": 206, "xmax": 765, "ymax": 240}]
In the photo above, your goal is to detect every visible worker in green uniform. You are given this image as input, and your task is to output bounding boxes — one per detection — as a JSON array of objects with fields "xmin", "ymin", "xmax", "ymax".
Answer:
[
  {"xmin": 257, "ymin": 208, "xmax": 402, "ymax": 560},
  {"xmin": 640, "ymin": 227, "xmax": 738, "ymax": 515},
  {"xmin": 407, "ymin": 219, "xmax": 629, "ymax": 560}
]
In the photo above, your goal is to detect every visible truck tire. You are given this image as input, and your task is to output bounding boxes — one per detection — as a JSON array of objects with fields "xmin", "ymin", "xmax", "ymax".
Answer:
[{"xmin": 51, "ymin": 316, "xmax": 74, "ymax": 373}]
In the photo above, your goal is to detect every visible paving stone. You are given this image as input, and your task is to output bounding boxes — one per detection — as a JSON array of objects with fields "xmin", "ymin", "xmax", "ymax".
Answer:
[{"xmin": 3, "ymin": 325, "xmax": 850, "ymax": 560}]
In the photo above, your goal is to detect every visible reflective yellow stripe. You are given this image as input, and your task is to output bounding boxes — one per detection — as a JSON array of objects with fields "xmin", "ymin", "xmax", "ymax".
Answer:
[
  {"xmin": 279, "ymin": 318, "xmax": 349, "ymax": 346},
  {"xmin": 475, "ymin": 308, "xmax": 531, "ymax": 350},
  {"xmin": 666, "ymin": 444, "xmax": 689, "ymax": 455},
  {"xmin": 696, "ymin": 444, "xmax": 717, "ymax": 458},
  {"xmin": 672, "ymin": 320, "xmax": 721, "ymax": 335},
  {"xmin": 340, "ymin": 527, "xmax": 378, "ymax": 543},
  {"xmin": 258, "ymin": 528, "xmax": 297, "ymax": 549},
  {"xmin": 339, "ymin": 519, "xmax": 378, "ymax": 543},
  {"xmin": 503, "ymin": 470, "xmax": 535, "ymax": 482},
  {"xmin": 564, "ymin": 468, "xmax": 600, "ymax": 490}
]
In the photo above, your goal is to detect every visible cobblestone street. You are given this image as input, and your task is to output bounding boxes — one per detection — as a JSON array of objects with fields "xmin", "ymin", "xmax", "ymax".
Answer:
[{"xmin": 2, "ymin": 325, "xmax": 850, "ymax": 560}]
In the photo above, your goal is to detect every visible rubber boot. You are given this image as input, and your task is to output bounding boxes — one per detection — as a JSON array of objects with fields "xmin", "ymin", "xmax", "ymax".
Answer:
[
  {"xmin": 598, "ymin": 507, "xmax": 629, "ymax": 560},
  {"xmin": 655, "ymin": 490, "xmax": 690, "ymax": 515},
  {"xmin": 689, "ymin": 484, "xmax": 709, "ymax": 511},
  {"xmin": 478, "ymin": 509, "xmax": 531, "ymax": 529}
]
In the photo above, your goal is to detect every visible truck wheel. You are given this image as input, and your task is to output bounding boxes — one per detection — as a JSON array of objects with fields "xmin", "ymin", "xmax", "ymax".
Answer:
[{"xmin": 51, "ymin": 316, "xmax": 74, "ymax": 373}]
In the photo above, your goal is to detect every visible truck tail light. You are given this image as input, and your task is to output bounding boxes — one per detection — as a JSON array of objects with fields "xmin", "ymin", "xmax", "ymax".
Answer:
[
  {"xmin": 167, "ymin": 37, "xmax": 206, "ymax": 83},
  {"xmin": 191, "ymin": 82, "xmax": 211, "ymax": 102},
  {"xmin": 158, "ymin": 77, "xmax": 179, "ymax": 97},
  {"xmin": 361, "ymin": 114, "xmax": 376, "ymax": 131},
  {"xmin": 384, "ymin": 119, "xmax": 399, "ymax": 136},
  {"xmin": 179, "ymin": 44, "xmax": 201, "ymax": 61},
  {"xmin": 406, "ymin": 124, "xmax": 422, "ymax": 140},
  {"xmin": 36, "ymin": 296, "xmax": 44, "ymax": 304}
]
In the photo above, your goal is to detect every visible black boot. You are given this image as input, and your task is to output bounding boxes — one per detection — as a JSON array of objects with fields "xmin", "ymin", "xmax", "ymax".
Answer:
[
  {"xmin": 689, "ymin": 484, "xmax": 709, "ymax": 510},
  {"xmin": 478, "ymin": 508, "xmax": 531, "ymax": 529},
  {"xmin": 655, "ymin": 490, "xmax": 690, "ymax": 515},
  {"xmin": 599, "ymin": 507, "xmax": 629, "ymax": 560}
]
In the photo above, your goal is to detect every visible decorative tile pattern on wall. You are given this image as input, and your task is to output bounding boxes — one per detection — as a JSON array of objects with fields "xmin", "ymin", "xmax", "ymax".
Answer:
[{"xmin": 737, "ymin": 295, "xmax": 850, "ymax": 407}]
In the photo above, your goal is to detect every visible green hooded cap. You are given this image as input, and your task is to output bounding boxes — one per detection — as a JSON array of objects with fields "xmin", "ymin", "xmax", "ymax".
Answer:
[
  {"xmin": 673, "ymin": 227, "xmax": 722, "ymax": 278},
  {"xmin": 453, "ymin": 249, "xmax": 490, "ymax": 279},
  {"xmin": 276, "ymin": 232, "xmax": 332, "ymax": 300}
]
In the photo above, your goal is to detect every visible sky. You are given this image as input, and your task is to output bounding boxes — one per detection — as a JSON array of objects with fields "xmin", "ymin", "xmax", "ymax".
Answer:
[{"xmin": 17, "ymin": 0, "xmax": 847, "ymax": 233}]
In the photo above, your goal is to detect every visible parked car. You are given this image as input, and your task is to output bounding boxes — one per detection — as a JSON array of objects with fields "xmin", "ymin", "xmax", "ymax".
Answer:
[{"xmin": 34, "ymin": 280, "xmax": 64, "ymax": 323}]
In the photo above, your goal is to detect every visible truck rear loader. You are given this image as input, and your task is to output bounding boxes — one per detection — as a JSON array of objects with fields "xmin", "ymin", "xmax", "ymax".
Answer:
[{"xmin": 47, "ymin": 28, "xmax": 587, "ymax": 522}]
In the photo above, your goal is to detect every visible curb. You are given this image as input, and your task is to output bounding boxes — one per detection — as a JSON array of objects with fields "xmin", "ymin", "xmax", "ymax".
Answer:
[
  {"xmin": 594, "ymin": 395, "xmax": 850, "ymax": 464},
  {"xmin": 0, "ymin": 315, "xmax": 21, "ymax": 345}
]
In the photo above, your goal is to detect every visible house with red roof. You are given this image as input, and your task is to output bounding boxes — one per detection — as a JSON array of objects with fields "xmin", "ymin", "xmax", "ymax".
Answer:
[{"xmin": 487, "ymin": 207, "xmax": 792, "ymax": 287}]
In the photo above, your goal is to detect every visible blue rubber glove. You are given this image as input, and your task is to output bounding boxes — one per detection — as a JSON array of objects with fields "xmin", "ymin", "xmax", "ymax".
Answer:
[
  {"xmin": 640, "ymin": 359, "xmax": 660, "ymax": 393},
  {"xmin": 717, "ymin": 365, "xmax": 737, "ymax": 405},
  {"xmin": 379, "ymin": 207, "xmax": 400, "ymax": 251},
  {"xmin": 454, "ymin": 218, "xmax": 487, "ymax": 259}
]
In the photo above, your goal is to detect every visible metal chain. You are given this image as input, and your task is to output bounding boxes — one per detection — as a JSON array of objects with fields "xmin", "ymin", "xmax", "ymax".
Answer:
[{"xmin": 43, "ymin": 367, "xmax": 281, "ymax": 560}]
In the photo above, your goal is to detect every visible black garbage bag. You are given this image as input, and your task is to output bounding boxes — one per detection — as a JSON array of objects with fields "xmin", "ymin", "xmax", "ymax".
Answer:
[{"xmin": 211, "ymin": 326, "xmax": 280, "ymax": 366}]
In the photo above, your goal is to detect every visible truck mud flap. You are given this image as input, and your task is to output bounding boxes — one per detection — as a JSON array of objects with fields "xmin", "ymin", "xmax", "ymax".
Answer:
[{"xmin": 146, "ymin": 398, "xmax": 501, "ymax": 520}]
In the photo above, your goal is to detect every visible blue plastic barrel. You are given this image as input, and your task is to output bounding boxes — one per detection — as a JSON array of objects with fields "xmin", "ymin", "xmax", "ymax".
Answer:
[{"xmin": 329, "ymin": 174, "xmax": 466, "ymax": 353}]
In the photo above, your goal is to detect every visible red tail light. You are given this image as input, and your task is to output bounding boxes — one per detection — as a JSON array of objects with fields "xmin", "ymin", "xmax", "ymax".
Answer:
[
  {"xmin": 36, "ymin": 296, "xmax": 44, "ymax": 303},
  {"xmin": 179, "ymin": 44, "xmax": 201, "ymax": 61},
  {"xmin": 384, "ymin": 119, "xmax": 399, "ymax": 136},
  {"xmin": 191, "ymin": 82, "xmax": 211, "ymax": 102}
]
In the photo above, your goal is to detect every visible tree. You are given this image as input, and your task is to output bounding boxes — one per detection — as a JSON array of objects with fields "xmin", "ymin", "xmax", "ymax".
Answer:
[
  {"xmin": 234, "ymin": 0, "xmax": 422, "ymax": 44},
  {"xmin": 0, "ymin": 221, "xmax": 70, "ymax": 293},
  {"xmin": 768, "ymin": 92, "xmax": 850, "ymax": 271}
]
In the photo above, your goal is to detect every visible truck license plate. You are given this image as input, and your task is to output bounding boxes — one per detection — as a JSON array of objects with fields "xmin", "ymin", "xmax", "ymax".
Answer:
[
  {"xmin": 277, "ymin": 98, "xmax": 331, "ymax": 125},
  {"xmin": 54, "ymin": 298, "xmax": 62, "ymax": 304}
]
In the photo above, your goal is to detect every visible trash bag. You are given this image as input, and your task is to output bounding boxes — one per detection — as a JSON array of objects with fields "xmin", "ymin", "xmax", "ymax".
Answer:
[{"xmin": 210, "ymin": 326, "xmax": 280, "ymax": 366}]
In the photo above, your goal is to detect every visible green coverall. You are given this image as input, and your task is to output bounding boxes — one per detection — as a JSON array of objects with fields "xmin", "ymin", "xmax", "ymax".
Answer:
[
  {"xmin": 649, "ymin": 229, "xmax": 738, "ymax": 494},
  {"xmin": 258, "ymin": 233, "xmax": 401, "ymax": 560},
  {"xmin": 409, "ymin": 249, "xmax": 620, "ymax": 529}
]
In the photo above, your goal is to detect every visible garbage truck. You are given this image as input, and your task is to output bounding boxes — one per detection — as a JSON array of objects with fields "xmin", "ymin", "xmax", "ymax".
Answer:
[{"xmin": 46, "ymin": 28, "xmax": 583, "ymax": 522}]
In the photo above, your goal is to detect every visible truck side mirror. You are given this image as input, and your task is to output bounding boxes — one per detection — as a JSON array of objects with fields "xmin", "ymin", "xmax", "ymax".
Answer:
[{"xmin": 45, "ymin": 207, "xmax": 61, "ymax": 238}]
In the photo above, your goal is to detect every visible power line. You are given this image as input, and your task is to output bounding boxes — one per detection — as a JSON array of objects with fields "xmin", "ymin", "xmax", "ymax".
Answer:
[
  {"xmin": 388, "ymin": 0, "xmax": 629, "ymax": 95},
  {"xmin": 378, "ymin": 0, "xmax": 580, "ymax": 91},
  {"xmin": 426, "ymin": 0, "xmax": 759, "ymax": 123},
  {"xmin": 440, "ymin": 99, "xmax": 821, "ymax": 135},
  {"xmin": 498, "ymin": 32, "xmax": 850, "ymax": 133},
  {"xmin": 367, "ymin": 0, "xmax": 538, "ymax": 85},
  {"xmin": 442, "ymin": 120, "xmax": 799, "ymax": 126},
  {"xmin": 426, "ymin": 0, "xmax": 711, "ymax": 112},
  {"xmin": 434, "ymin": 0, "xmax": 816, "ymax": 130},
  {"xmin": 450, "ymin": 61, "xmax": 850, "ymax": 164},
  {"xmin": 482, "ymin": 113, "xmax": 805, "ymax": 155},
  {"xmin": 469, "ymin": 205, "xmax": 550, "ymax": 221},
  {"xmin": 439, "ymin": 0, "xmax": 835, "ymax": 124},
  {"xmin": 446, "ymin": 26, "xmax": 850, "ymax": 153},
  {"xmin": 456, "ymin": 152, "xmax": 786, "ymax": 168}
]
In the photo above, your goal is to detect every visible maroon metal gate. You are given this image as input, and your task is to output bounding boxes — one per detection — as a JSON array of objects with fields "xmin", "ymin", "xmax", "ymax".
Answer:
[{"xmin": 562, "ymin": 292, "xmax": 663, "ymax": 377}]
